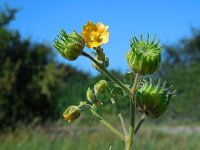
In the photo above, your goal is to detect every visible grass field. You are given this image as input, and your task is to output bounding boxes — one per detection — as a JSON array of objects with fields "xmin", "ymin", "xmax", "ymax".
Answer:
[{"xmin": 0, "ymin": 122, "xmax": 200, "ymax": 150}]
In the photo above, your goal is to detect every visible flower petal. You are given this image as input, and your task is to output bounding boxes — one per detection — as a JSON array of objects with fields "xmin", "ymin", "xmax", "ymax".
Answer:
[{"xmin": 82, "ymin": 21, "xmax": 109, "ymax": 48}]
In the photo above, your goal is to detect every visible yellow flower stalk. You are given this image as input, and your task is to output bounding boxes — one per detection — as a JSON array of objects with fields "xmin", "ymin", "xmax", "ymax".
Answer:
[{"xmin": 82, "ymin": 21, "xmax": 109, "ymax": 48}]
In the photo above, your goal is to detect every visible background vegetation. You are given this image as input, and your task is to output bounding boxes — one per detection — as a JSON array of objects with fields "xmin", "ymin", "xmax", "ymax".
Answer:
[{"xmin": 0, "ymin": 7, "xmax": 200, "ymax": 149}]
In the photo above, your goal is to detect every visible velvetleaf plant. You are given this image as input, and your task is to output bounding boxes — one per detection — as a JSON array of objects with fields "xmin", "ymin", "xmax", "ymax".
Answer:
[{"xmin": 53, "ymin": 21, "xmax": 176, "ymax": 150}]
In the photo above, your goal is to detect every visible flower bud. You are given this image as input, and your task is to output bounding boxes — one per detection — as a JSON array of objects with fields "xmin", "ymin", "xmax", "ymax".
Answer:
[
  {"xmin": 94, "ymin": 80, "xmax": 108, "ymax": 96},
  {"xmin": 136, "ymin": 79, "xmax": 175, "ymax": 118},
  {"xmin": 63, "ymin": 105, "xmax": 81, "ymax": 122},
  {"xmin": 54, "ymin": 30, "xmax": 85, "ymax": 61},
  {"xmin": 126, "ymin": 35, "xmax": 162, "ymax": 75},
  {"xmin": 86, "ymin": 87, "xmax": 95, "ymax": 102}
]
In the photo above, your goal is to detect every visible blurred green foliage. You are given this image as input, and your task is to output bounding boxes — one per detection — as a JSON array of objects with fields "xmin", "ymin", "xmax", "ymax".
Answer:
[
  {"xmin": 0, "ymin": 7, "xmax": 200, "ymax": 130},
  {"xmin": 158, "ymin": 29, "xmax": 200, "ymax": 122},
  {"xmin": 0, "ymin": 125, "xmax": 200, "ymax": 150},
  {"xmin": 0, "ymin": 7, "xmax": 90, "ymax": 129}
]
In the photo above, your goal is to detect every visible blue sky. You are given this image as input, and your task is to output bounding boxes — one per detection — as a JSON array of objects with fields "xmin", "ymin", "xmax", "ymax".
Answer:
[{"xmin": 1, "ymin": 0, "xmax": 200, "ymax": 75}]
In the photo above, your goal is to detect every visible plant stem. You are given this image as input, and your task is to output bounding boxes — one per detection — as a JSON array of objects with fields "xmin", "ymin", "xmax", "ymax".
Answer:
[
  {"xmin": 126, "ymin": 101, "xmax": 135, "ymax": 150},
  {"xmin": 82, "ymin": 52, "xmax": 131, "ymax": 95},
  {"xmin": 90, "ymin": 109, "xmax": 126, "ymax": 142},
  {"xmin": 110, "ymin": 97, "xmax": 128, "ymax": 137},
  {"xmin": 134, "ymin": 113, "xmax": 146, "ymax": 135},
  {"xmin": 130, "ymin": 73, "xmax": 141, "ymax": 100},
  {"xmin": 126, "ymin": 73, "xmax": 141, "ymax": 150}
]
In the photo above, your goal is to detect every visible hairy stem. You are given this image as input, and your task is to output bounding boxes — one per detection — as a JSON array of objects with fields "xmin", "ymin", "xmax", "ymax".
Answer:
[
  {"xmin": 126, "ymin": 73, "xmax": 141, "ymax": 150},
  {"xmin": 82, "ymin": 52, "xmax": 131, "ymax": 95}
]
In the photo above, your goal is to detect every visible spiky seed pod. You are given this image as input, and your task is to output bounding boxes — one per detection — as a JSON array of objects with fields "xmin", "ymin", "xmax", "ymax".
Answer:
[
  {"xmin": 63, "ymin": 105, "xmax": 81, "ymax": 122},
  {"xmin": 54, "ymin": 30, "xmax": 85, "ymax": 61},
  {"xmin": 94, "ymin": 80, "xmax": 108, "ymax": 96},
  {"xmin": 126, "ymin": 34, "xmax": 162, "ymax": 75},
  {"xmin": 136, "ymin": 79, "xmax": 175, "ymax": 118}
]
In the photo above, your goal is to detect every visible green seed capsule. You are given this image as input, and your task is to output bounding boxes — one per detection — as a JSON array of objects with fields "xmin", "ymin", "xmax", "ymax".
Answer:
[
  {"xmin": 136, "ymin": 79, "xmax": 175, "ymax": 118},
  {"xmin": 54, "ymin": 30, "xmax": 85, "ymax": 61},
  {"xmin": 126, "ymin": 35, "xmax": 162, "ymax": 75}
]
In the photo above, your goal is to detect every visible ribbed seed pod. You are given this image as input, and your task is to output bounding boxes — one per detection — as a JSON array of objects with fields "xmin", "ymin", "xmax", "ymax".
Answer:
[
  {"xmin": 136, "ymin": 79, "xmax": 175, "ymax": 118},
  {"xmin": 126, "ymin": 35, "xmax": 162, "ymax": 75},
  {"xmin": 54, "ymin": 30, "xmax": 85, "ymax": 61}
]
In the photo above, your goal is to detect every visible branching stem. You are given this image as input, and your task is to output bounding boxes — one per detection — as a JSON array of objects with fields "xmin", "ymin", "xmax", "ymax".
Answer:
[
  {"xmin": 90, "ymin": 109, "xmax": 126, "ymax": 142},
  {"xmin": 126, "ymin": 73, "xmax": 141, "ymax": 150},
  {"xmin": 110, "ymin": 97, "xmax": 128, "ymax": 137},
  {"xmin": 82, "ymin": 51, "xmax": 143, "ymax": 150},
  {"xmin": 82, "ymin": 52, "xmax": 131, "ymax": 95},
  {"xmin": 134, "ymin": 113, "xmax": 146, "ymax": 135}
]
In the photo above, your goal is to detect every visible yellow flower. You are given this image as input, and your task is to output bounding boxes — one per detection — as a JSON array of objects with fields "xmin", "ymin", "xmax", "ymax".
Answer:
[{"xmin": 82, "ymin": 21, "xmax": 109, "ymax": 48}]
